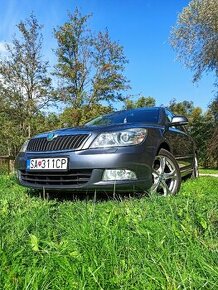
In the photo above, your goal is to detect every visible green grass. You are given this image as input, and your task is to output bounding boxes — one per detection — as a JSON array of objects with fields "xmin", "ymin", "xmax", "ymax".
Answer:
[
  {"xmin": 0, "ymin": 176, "xmax": 217, "ymax": 289},
  {"xmin": 199, "ymin": 168, "xmax": 218, "ymax": 175}
]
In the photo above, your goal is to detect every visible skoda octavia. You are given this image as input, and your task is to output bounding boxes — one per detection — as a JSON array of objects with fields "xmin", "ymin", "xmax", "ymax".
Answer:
[{"xmin": 15, "ymin": 107, "xmax": 198, "ymax": 195}]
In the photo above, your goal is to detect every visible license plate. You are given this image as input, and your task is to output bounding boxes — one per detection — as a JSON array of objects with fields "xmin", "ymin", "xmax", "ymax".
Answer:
[{"xmin": 27, "ymin": 158, "xmax": 68, "ymax": 170}]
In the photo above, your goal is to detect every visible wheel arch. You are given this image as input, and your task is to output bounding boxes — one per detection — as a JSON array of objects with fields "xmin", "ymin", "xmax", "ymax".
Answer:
[{"xmin": 156, "ymin": 142, "xmax": 171, "ymax": 155}]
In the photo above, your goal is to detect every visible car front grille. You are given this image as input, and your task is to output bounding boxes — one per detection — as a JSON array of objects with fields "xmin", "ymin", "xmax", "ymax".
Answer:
[
  {"xmin": 27, "ymin": 134, "xmax": 89, "ymax": 152},
  {"xmin": 20, "ymin": 170, "xmax": 92, "ymax": 186}
]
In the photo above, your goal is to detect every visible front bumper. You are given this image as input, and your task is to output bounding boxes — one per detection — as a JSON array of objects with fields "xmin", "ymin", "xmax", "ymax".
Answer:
[{"xmin": 15, "ymin": 145, "xmax": 155, "ymax": 192}]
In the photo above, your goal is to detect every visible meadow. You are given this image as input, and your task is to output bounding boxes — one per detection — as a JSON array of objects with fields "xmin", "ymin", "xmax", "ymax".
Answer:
[
  {"xmin": 0, "ymin": 175, "xmax": 217, "ymax": 289},
  {"xmin": 199, "ymin": 168, "xmax": 218, "ymax": 175}
]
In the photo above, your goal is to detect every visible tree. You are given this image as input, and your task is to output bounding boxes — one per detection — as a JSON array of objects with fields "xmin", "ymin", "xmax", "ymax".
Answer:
[
  {"xmin": 59, "ymin": 104, "xmax": 113, "ymax": 127},
  {"xmin": 168, "ymin": 98, "xmax": 216, "ymax": 167},
  {"xmin": 207, "ymin": 127, "xmax": 218, "ymax": 167},
  {"xmin": 168, "ymin": 99, "xmax": 195, "ymax": 116},
  {"xmin": 208, "ymin": 96, "xmax": 218, "ymax": 121},
  {"xmin": 54, "ymin": 9, "xmax": 130, "ymax": 124},
  {"xmin": 206, "ymin": 97, "xmax": 218, "ymax": 167},
  {"xmin": 0, "ymin": 14, "xmax": 53, "ymax": 155},
  {"xmin": 124, "ymin": 96, "xmax": 156, "ymax": 109},
  {"xmin": 170, "ymin": 0, "xmax": 218, "ymax": 86},
  {"xmin": 190, "ymin": 111, "xmax": 214, "ymax": 167}
]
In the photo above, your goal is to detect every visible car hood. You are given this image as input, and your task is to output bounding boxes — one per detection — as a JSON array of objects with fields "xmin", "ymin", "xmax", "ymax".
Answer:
[{"xmin": 33, "ymin": 123, "xmax": 163, "ymax": 139}]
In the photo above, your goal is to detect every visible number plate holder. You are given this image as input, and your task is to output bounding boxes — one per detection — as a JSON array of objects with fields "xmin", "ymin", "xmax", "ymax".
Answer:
[{"xmin": 27, "ymin": 158, "xmax": 68, "ymax": 171}]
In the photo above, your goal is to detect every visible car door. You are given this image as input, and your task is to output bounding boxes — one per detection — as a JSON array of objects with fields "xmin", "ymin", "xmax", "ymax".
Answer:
[{"xmin": 164, "ymin": 109, "xmax": 194, "ymax": 173}]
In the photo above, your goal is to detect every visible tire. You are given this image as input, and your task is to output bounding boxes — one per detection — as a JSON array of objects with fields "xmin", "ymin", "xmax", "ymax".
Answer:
[
  {"xmin": 150, "ymin": 148, "xmax": 181, "ymax": 196},
  {"xmin": 191, "ymin": 154, "xmax": 199, "ymax": 178}
]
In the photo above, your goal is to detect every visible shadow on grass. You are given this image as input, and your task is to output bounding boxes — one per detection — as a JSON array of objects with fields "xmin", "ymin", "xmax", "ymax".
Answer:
[{"xmin": 26, "ymin": 188, "xmax": 148, "ymax": 202}]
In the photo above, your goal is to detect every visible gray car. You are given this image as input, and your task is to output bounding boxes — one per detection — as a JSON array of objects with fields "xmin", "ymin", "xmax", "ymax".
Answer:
[{"xmin": 15, "ymin": 107, "xmax": 198, "ymax": 195}]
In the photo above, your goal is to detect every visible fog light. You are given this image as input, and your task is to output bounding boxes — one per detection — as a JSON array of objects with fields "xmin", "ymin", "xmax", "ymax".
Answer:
[{"xmin": 103, "ymin": 169, "xmax": 137, "ymax": 181}]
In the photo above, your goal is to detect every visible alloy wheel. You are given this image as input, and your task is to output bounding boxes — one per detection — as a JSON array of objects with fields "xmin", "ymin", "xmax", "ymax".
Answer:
[{"xmin": 151, "ymin": 154, "xmax": 179, "ymax": 196}]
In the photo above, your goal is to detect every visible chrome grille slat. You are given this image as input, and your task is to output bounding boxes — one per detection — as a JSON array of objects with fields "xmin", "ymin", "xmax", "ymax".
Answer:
[
  {"xmin": 54, "ymin": 137, "xmax": 63, "ymax": 151},
  {"xmin": 34, "ymin": 139, "xmax": 39, "ymax": 151},
  {"xmin": 60, "ymin": 136, "xmax": 71, "ymax": 150},
  {"xmin": 38, "ymin": 138, "xmax": 45, "ymax": 151},
  {"xmin": 50, "ymin": 138, "xmax": 58, "ymax": 151},
  {"xmin": 64, "ymin": 136, "xmax": 73, "ymax": 149},
  {"xmin": 74, "ymin": 135, "xmax": 84, "ymax": 148},
  {"xmin": 27, "ymin": 134, "xmax": 89, "ymax": 152},
  {"xmin": 68, "ymin": 136, "xmax": 78, "ymax": 148}
]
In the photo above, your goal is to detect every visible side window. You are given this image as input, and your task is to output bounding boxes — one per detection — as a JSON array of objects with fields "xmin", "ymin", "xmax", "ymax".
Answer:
[
  {"xmin": 165, "ymin": 109, "xmax": 174, "ymax": 123},
  {"xmin": 165, "ymin": 109, "xmax": 188, "ymax": 133}
]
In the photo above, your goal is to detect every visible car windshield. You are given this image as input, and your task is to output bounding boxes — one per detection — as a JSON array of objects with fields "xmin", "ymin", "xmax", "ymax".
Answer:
[{"xmin": 85, "ymin": 108, "xmax": 160, "ymax": 126}]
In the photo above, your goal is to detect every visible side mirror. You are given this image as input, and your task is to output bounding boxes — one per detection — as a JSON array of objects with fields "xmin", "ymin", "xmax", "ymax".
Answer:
[{"xmin": 170, "ymin": 115, "xmax": 188, "ymax": 126}]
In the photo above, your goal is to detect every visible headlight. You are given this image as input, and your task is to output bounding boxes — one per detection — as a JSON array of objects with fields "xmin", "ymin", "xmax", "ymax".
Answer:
[
  {"xmin": 90, "ymin": 128, "xmax": 147, "ymax": 148},
  {"xmin": 19, "ymin": 140, "xmax": 29, "ymax": 152}
]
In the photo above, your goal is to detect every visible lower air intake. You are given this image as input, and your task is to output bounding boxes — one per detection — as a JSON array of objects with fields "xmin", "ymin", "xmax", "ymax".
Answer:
[{"xmin": 20, "ymin": 169, "xmax": 92, "ymax": 186}]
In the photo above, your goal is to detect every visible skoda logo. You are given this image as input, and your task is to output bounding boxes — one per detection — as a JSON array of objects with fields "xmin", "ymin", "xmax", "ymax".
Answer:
[{"xmin": 47, "ymin": 133, "xmax": 57, "ymax": 141}]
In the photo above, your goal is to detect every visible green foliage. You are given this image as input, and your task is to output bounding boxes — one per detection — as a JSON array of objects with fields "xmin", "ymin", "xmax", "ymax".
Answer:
[
  {"xmin": 171, "ymin": 0, "xmax": 218, "ymax": 86},
  {"xmin": 168, "ymin": 99, "xmax": 196, "ymax": 116},
  {"xmin": 170, "ymin": 0, "xmax": 218, "ymax": 167},
  {"xmin": 60, "ymin": 104, "xmax": 113, "ymax": 127},
  {"xmin": 168, "ymin": 98, "xmax": 216, "ymax": 167},
  {"xmin": 199, "ymin": 168, "xmax": 218, "ymax": 174},
  {"xmin": 208, "ymin": 96, "xmax": 218, "ymax": 121},
  {"xmin": 124, "ymin": 96, "xmax": 156, "ymax": 109},
  {"xmin": 0, "ymin": 176, "xmax": 217, "ymax": 289},
  {"xmin": 0, "ymin": 14, "xmax": 53, "ymax": 155},
  {"xmin": 207, "ymin": 126, "xmax": 218, "ymax": 166},
  {"xmin": 54, "ymin": 8, "xmax": 130, "ymax": 118},
  {"xmin": 206, "ymin": 97, "xmax": 218, "ymax": 166},
  {"xmin": 53, "ymin": 9, "xmax": 91, "ymax": 107}
]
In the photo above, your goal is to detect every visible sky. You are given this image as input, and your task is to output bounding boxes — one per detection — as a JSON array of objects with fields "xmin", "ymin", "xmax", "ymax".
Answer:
[{"xmin": 0, "ymin": 0, "xmax": 215, "ymax": 111}]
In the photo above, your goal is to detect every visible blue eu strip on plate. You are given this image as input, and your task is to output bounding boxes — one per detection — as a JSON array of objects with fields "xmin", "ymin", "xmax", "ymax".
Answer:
[{"xmin": 26, "ymin": 160, "xmax": 30, "ymax": 169}]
